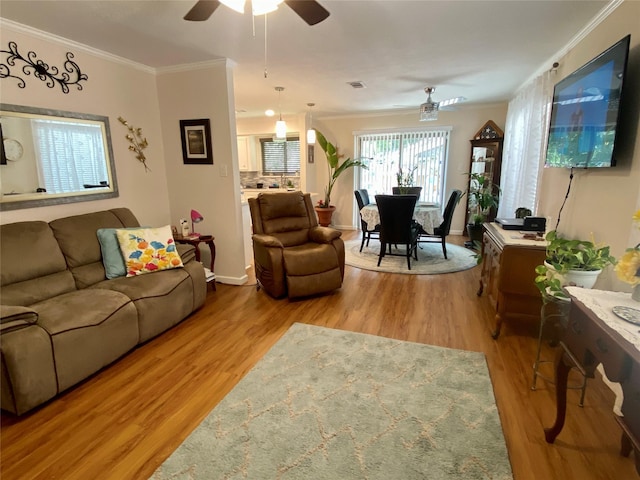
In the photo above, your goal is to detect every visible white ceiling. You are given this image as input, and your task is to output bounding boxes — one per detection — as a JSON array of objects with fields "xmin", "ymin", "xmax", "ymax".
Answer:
[{"xmin": 0, "ymin": 0, "xmax": 611, "ymax": 119}]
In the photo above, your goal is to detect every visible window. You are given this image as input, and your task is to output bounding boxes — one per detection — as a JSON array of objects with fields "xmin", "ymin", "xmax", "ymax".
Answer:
[
  {"xmin": 356, "ymin": 128, "xmax": 451, "ymax": 204},
  {"xmin": 31, "ymin": 119, "xmax": 108, "ymax": 194},
  {"xmin": 260, "ymin": 137, "xmax": 300, "ymax": 175}
]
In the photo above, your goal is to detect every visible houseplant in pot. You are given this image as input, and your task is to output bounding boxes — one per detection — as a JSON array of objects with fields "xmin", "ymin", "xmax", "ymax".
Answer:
[
  {"xmin": 315, "ymin": 130, "xmax": 369, "ymax": 226},
  {"xmin": 534, "ymin": 230, "xmax": 616, "ymax": 299},
  {"xmin": 466, "ymin": 172, "xmax": 500, "ymax": 245}
]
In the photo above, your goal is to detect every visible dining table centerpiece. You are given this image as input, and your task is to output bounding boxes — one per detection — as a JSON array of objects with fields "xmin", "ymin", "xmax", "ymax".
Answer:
[
  {"xmin": 614, "ymin": 209, "xmax": 640, "ymax": 301},
  {"xmin": 315, "ymin": 130, "xmax": 369, "ymax": 226}
]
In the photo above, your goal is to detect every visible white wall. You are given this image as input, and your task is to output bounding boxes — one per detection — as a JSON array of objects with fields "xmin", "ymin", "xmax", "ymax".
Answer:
[
  {"xmin": 156, "ymin": 61, "xmax": 247, "ymax": 285},
  {"xmin": 0, "ymin": 22, "xmax": 171, "ymax": 226},
  {"xmin": 536, "ymin": 1, "xmax": 640, "ymax": 292}
]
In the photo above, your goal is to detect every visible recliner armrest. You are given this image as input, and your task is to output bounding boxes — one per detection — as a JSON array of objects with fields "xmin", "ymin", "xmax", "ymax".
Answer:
[
  {"xmin": 1, "ymin": 305, "xmax": 39, "ymax": 334},
  {"xmin": 253, "ymin": 234, "xmax": 284, "ymax": 248},
  {"xmin": 309, "ymin": 226, "xmax": 342, "ymax": 244}
]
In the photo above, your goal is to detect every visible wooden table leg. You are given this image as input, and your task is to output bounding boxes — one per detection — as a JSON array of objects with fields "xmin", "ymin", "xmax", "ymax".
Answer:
[
  {"xmin": 544, "ymin": 345, "xmax": 572, "ymax": 443},
  {"xmin": 204, "ymin": 239, "xmax": 216, "ymax": 291}
]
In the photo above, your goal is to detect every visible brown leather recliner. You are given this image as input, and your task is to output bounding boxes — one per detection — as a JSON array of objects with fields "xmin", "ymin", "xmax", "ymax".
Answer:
[{"xmin": 248, "ymin": 192, "xmax": 345, "ymax": 299}]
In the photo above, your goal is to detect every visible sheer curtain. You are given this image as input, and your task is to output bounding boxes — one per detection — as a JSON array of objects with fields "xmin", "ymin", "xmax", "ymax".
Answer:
[{"xmin": 498, "ymin": 71, "xmax": 554, "ymax": 218}]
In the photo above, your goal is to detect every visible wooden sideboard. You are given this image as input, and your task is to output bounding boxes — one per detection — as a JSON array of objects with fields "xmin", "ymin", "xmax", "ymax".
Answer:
[
  {"xmin": 478, "ymin": 222, "xmax": 547, "ymax": 338},
  {"xmin": 545, "ymin": 287, "xmax": 640, "ymax": 475}
]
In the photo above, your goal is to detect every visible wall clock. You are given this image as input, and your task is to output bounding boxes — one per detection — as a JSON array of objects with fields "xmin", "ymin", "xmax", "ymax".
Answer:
[{"xmin": 3, "ymin": 138, "xmax": 23, "ymax": 161}]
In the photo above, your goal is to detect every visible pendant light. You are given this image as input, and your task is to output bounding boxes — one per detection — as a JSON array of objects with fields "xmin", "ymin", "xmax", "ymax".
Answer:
[
  {"xmin": 275, "ymin": 86, "xmax": 287, "ymax": 139},
  {"xmin": 306, "ymin": 103, "xmax": 316, "ymax": 145}
]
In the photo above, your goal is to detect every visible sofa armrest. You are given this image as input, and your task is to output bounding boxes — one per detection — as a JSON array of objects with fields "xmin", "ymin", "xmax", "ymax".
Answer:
[
  {"xmin": 0, "ymin": 305, "xmax": 39, "ymax": 334},
  {"xmin": 253, "ymin": 234, "xmax": 284, "ymax": 249},
  {"xmin": 309, "ymin": 226, "xmax": 342, "ymax": 244},
  {"xmin": 176, "ymin": 243, "xmax": 197, "ymax": 264}
]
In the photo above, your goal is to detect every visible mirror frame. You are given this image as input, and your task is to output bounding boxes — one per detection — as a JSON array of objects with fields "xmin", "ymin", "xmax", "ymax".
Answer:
[{"xmin": 0, "ymin": 103, "xmax": 118, "ymax": 211}]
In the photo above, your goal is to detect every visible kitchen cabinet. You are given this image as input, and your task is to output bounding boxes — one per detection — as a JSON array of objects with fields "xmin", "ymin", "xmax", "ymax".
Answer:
[
  {"xmin": 478, "ymin": 222, "xmax": 546, "ymax": 338},
  {"xmin": 237, "ymin": 136, "xmax": 259, "ymax": 172}
]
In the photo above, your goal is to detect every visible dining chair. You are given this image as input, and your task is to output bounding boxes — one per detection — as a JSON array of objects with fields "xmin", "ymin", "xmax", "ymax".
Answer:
[
  {"xmin": 392, "ymin": 186, "xmax": 422, "ymax": 198},
  {"xmin": 354, "ymin": 189, "xmax": 380, "ymax": 252},
  {"xmin": 417, "ymin": 189, "xmax": 463, "ymax": 259},
  {"xmin": 375, "ymin": 194, "xmax": 420, "ymax": 270}
]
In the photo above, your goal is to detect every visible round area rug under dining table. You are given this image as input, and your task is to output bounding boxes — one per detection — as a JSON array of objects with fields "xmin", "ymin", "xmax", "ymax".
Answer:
[{"xmin": 344, "ymin": 238, "xmax": 478, "ymax": 275}]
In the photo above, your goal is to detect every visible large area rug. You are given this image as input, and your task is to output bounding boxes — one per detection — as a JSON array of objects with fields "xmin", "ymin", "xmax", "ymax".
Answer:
[
  {"xmin": 344, "ymin": 238, "xmax": 478, "ymax": 275},
  {"xmin": 150, "ymin": 324, "xmax": 513, "ymax": 480}
]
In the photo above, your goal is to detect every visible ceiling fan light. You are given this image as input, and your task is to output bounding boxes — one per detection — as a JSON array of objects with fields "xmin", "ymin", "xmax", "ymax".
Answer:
[
  {"xmin": 220, "ymin": 0, "xmax": 245, "ymax": 13},
  {"xmin": 252, "ymin": 0, "xmax": 284, "ymax": 15},
  {"xmin": 275, "ymin": 120, "xmax": 287, "ymax": 139},
  {"xmin": 419, "ymin": 102, "xmax": 439, "ymax": 121}
]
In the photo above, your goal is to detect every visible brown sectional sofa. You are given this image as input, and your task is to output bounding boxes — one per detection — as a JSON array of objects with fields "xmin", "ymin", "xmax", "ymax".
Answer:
[{"xmin": 0, "ymin": 208, "xmax": 207, "ymax": 415}]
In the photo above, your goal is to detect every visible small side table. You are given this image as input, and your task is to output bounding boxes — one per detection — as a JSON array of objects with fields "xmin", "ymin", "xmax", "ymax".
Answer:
[{"xmin": 174, "ymin": 234, "xmax": 216, "ymax": 290}]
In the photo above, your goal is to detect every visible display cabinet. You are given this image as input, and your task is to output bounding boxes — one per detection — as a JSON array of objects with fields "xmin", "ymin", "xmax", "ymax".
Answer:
[{"xmin": 466, "ymin": 120, "xmax": 504, "ymax": 224}]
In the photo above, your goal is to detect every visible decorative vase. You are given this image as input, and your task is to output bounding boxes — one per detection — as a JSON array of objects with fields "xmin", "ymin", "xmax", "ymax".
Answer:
[
  {"xmin": 315, "ymin": 206, "xmax": 336, "ymax": 227},
  {"xmin": 633, "ymin": 284, "xmax": 640, "ymax": 302}
]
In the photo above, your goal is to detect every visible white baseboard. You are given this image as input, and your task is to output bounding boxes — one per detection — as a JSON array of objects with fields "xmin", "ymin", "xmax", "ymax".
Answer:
[{"xmin": 214, "ymin": 274, "xmax": 249, "ymax": 285}]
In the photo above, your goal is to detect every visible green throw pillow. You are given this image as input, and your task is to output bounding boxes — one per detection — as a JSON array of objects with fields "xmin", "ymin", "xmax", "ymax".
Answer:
[{"xmin": 97, "ymin": 227, "xmax": 141, "ymax": 279}]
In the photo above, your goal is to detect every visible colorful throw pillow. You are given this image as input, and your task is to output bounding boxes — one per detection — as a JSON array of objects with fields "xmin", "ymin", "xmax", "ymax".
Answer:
[
  {"xmin": 115, "ymin": 225, "xmax": 183, "ymax": 277},
  {"xmin": 97, "ymin": 227, "xmax": 142, "ymax": 279}
]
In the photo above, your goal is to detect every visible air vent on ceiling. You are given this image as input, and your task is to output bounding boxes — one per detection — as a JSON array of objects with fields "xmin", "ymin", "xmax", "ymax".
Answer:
[{"xmin": 347, "ymin": 81, "xmax": 366, "ymax": 89}]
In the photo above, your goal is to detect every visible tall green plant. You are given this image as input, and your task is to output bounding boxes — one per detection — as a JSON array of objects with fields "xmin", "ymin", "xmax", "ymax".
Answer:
[
  {"xmin": 467, "ymin": 172, "xmax": 500, "ymax": 225},
  {"xmin": 316, "ymin": 130, "xmax": 369, "ymax": 208}
]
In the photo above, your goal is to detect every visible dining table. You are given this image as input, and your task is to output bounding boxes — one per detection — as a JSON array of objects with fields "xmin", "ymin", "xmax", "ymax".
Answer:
[{"xmin": 360, "ymin": 201, "xmax": 444, "ymax": 234}]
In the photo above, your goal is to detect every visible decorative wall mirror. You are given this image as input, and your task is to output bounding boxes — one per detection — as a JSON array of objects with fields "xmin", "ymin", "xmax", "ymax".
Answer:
[{"xmin": 0, "ymin": 103, "xmax": 118, "ymax": 211}]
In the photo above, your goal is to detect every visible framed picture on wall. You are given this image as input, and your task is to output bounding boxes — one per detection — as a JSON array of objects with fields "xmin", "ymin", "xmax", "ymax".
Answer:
[{"xmin": 180, "ymin": 119, "xmax": 213, "ymax": 165}]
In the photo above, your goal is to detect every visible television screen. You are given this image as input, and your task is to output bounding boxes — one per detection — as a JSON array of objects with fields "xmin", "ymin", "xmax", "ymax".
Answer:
[{"xmin": 545, "ymin": 34, "xmax": 630, "ymax": 168}]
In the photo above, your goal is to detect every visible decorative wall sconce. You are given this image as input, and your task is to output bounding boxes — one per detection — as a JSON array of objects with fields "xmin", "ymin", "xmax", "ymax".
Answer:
[
  {"xmin": 118, "ymin": 117, "xmax": 150, "ymax": 172},
  {"xmin": 0, "ymin": 41, "xmax": 88, "ymax": 94}
]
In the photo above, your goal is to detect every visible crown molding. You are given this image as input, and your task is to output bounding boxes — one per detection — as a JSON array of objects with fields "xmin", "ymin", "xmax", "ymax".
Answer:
[
  {"xmin": 155, "ymin": 58, "xmax": 232, "ymax": 75},
  {"xmin": 517, "ymin": 0, "xmax": 623, "ymax": 92},
  {"xmin": 0, "ymin": 18, "xmax": 232, "ymax": 76},
  {"xmin": 0, "ymin": 18, "xmax": 156, "ymax": 74}
]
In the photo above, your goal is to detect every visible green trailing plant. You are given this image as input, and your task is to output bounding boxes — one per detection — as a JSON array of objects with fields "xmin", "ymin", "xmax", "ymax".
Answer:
[
  {"xmin": 466, "ymin": 172, "xmax": 500, "ymax": 225},
  {"xmin": 534, "ymin": 230, "xmax": 616, "ymax": 298},
  {"xmin": 316, "ymin": 130, "xmax": 369, "ymax": 208}
]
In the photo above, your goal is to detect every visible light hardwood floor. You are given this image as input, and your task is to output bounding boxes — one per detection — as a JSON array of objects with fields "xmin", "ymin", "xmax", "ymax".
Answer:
[{"xmin": 1, "ymin": 232, "xmax": 636, "ymax": 480}]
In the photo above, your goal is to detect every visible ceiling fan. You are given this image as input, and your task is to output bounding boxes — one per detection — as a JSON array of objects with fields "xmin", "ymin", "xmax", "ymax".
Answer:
[
  {"xmin": 184, "ymin": 0, "xmax": 330, "ymax": 26},
  {"xmin": 419, "ymin": 87, "xmax": 466, "ymax": 121}
]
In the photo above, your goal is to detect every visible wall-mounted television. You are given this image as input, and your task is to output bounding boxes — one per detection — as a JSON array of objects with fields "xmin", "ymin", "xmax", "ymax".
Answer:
[{"xmin": 545, "ymin": 34, "xmax": 630, "ymax": 168}]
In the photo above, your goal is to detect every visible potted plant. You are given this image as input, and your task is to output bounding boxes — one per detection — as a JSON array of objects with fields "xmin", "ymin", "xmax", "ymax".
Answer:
[
  {"xmin": 396, "ymin": 166, "xmax": 418, "ymax": 194},
  {"xmin": 534, "ymin": 230, "xmax": 616, "ymax": 298},
  {"xmin": 315, "ymin": 130, "xmax": 369, "ymax": 226},
  {"xmin": 466, "ymin": 172, "xmax": 500, "ymax": 244}
]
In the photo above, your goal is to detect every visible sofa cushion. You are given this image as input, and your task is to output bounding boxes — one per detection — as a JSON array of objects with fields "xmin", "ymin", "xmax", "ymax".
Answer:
[
  {"xmin": 0, "ymin": 221, "xmax": 76, "ymax": 306},
  {"xmin": 50, "ymin": 209, "xmax": 140, "ymax": 289},
  {"xmin": 91, "ymin": 265, "xmax": 198, "ymax": 342},
  {"xmin": 31, "ymin": 289, "xmax": 139, "ymax": 392},
  {"xmin": 115, "ymin": 226, "xmax": 183, "ymax": 276}
]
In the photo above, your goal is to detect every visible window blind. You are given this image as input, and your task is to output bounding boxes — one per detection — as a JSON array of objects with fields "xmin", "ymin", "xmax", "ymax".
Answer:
[
  {"xmin": 356, "ymin": 129, "xmax": 450, "ymax": 204},
  {"xmin": 260, "ymin": 137, "xmax": 300, "ymax": 175}
]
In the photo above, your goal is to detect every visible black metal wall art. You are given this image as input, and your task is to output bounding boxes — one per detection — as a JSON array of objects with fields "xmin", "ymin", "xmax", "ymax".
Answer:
[{"xmin": 0, "ymin": 41, "xmax": 88, "ymax": 94}]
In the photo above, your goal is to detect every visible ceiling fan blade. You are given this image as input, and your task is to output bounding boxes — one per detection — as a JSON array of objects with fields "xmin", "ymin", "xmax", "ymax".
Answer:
[
  {"xmin": 284, "ymin": 0, "xmax": 330, "ymax": 26},
  {"xmin": 184, "ymin": 0, "xmax": 221, "ymax": 21}
]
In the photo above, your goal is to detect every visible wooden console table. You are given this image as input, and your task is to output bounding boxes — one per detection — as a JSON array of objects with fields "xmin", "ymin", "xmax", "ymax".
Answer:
[
  {"xmin": 174, "ymin": 234, "xmax": 216, "ymax": 290},
  {"xmin": 544, "ymin": 287, "xmax": 640, "ymax": 475},
  {"xmin": 477, "ymin": 222, "xmax": 546, "ymax": 338}
]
